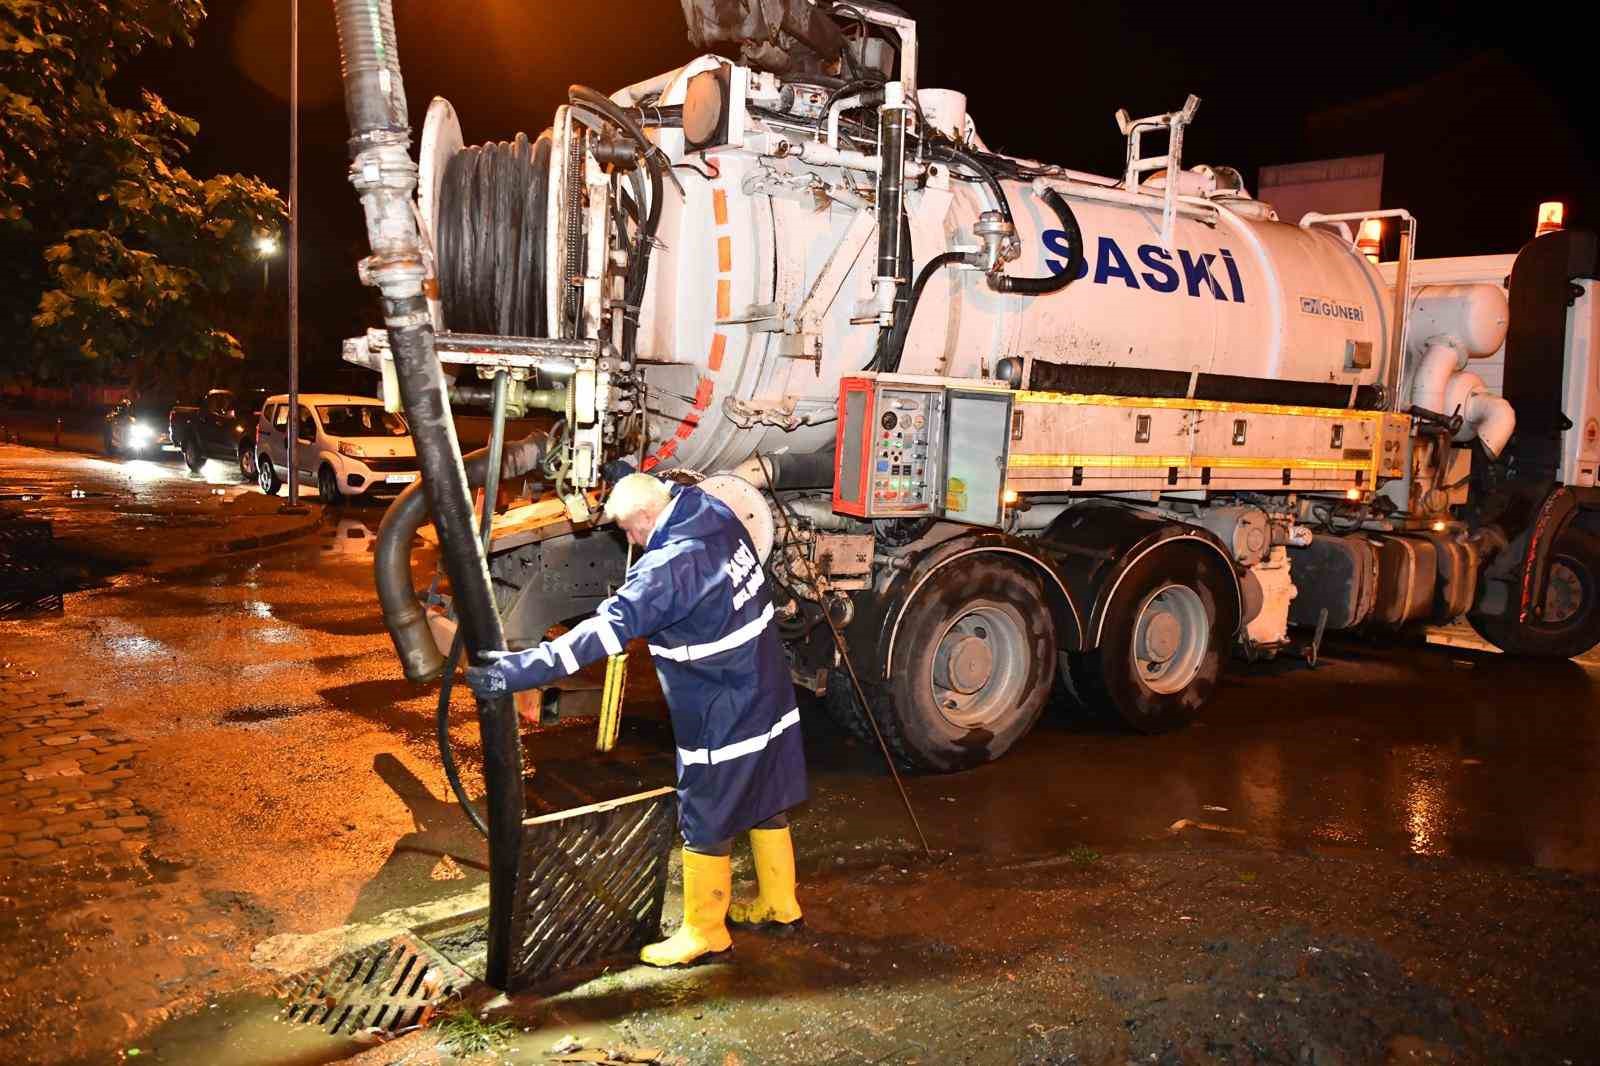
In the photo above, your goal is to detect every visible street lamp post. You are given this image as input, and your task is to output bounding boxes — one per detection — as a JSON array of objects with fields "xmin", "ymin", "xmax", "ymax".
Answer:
[{"xmin": 282, "ymin": 0, "xmax": 306, "ymax": 513}]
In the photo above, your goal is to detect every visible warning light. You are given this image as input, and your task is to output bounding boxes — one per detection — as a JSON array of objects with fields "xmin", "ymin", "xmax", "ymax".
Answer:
[
  {"xmin": 1345, "ymin": 488, "xmax": 1364, "ymax": 501},
  {"xmin": 1002, "ymin": 489, "xmax": 1020, "ymax": 506},
  {"xmin": 1536, "ymin": 201, "xmax": 1565, "ymax": 239},
  {"xmin": 1356, "ymin": 218, "xmax": 1383, "ymax": 263}
]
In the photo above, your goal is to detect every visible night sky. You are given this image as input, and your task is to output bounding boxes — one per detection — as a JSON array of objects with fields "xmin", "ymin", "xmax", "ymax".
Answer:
[{"xmin": 122, "ymin": 0, "xmax": 1598, "ymax": 388}]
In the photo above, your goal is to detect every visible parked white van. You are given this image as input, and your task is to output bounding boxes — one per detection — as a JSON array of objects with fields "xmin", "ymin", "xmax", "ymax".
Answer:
[{"xmin": 255, "ymin": 394, "xmax": 418, "ymax": 503}]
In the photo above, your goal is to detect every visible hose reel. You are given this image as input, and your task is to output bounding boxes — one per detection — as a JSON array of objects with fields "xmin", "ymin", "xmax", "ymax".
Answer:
[{"xmin": 435, "ymin": 130, "xmax": 553, "ymax": 339}]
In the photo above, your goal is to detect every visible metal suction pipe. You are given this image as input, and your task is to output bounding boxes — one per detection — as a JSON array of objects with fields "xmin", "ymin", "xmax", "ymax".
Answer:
[{"xmin": 331, "ymin": 0, "xmax": 521, "ymax": 989}]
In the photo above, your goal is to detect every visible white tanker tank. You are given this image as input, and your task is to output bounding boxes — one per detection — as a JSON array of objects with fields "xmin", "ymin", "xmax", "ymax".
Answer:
[{"xmin": 628, "ymin": 102, "xmax": 1398, "ymax": 476}]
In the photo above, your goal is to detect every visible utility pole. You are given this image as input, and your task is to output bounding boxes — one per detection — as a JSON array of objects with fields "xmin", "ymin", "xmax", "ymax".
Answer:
[{"xmin": 282, "ymin": 0, "xmax": 306, "ymax": 513}]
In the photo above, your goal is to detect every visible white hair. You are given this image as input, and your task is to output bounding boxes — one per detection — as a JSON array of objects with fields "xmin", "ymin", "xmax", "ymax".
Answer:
[{"xmin": 604, "ymin": 472, "xmax": 671, "ymax": 524}]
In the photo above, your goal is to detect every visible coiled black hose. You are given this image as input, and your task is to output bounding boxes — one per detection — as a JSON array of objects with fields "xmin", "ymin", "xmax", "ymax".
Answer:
[{"xmin": 436, "ymin": 131, "xmax": 552, "ymax": 337}]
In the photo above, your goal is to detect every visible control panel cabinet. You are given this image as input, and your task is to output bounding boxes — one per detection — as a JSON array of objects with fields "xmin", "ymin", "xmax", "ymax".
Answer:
[{"xmin": 833, "ymin": 375, "xmax": 1013, "ymax": 528}]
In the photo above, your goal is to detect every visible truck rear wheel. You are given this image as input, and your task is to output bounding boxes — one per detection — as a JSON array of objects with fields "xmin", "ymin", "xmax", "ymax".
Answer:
[
  {"xmin": 827, "ymin": 557, "xmax": 1055, "ymax": 772},
  {"xmin": 1071, "ymin": 544, "xmax": 1234, "ymax": 733},
  {"xmin": 1469, "ymin": 526, "xmax": 1600, "ymax": 660}
]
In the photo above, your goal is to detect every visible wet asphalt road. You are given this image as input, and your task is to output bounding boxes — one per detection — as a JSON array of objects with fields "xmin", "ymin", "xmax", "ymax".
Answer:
[{"xmin": 4, "ymin": 445, "xmax": 1600, "ymax": 1064}]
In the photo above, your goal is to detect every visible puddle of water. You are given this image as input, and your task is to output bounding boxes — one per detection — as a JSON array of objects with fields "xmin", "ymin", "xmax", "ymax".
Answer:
[
  {"xmin": 67, "ymin": 992, "xmax": 362, "ymax": 1066},
  {"xmin": 223, "ymin": 704, "xmax": 311, "ymax": 725}
]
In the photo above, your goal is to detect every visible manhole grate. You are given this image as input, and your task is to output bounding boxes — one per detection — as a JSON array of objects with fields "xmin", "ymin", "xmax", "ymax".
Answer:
[
  {"xmin": 509, "ymin": 785, "xmax": 678, "ymax": 989},
  {"xmin": 276, "ymin": 932, "xmax": 471, "ymax": 1037}
]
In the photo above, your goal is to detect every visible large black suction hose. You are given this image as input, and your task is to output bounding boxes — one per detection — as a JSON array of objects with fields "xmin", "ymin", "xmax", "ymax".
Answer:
[
  {"xmin": 375, "ymin": 432, "xmax": 547, "ymax": 683},
  {"xmin": 928, "ymin": 142, "xmax": 1084, "ymax": 296},
  {"xmin": 991, "ymin": 187, "xmax": 1083, "ymax": 295},
  {"xmin": 332, "ymin": 0, "xmax": 521, "ymax": 989}
]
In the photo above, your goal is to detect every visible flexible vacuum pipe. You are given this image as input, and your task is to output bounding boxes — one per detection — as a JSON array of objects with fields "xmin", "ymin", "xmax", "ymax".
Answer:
[
  {"xmin": 331, "ymin": 0, "xmax": 522, "ymax": 990},
  {"xmin": 375, "ymin": 431, "xmax": 548, "ymax": 683}
]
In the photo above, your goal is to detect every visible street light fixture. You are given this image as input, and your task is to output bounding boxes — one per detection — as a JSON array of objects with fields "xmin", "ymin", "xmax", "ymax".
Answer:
[{"xmin": 256, "ymin": 233, "xmax": 279, "ymax": 288}]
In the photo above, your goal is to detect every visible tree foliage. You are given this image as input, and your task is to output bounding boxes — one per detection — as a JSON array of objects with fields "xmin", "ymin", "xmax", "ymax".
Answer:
[{"xmin": 0, "ymin": 0, "xmax": 285, "ymax": 382}]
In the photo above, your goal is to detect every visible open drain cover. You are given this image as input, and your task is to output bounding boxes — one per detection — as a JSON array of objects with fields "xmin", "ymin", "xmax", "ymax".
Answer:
[{"xmin": 276, "ymin": 932, "xmax": 472, "ymax": 1037}]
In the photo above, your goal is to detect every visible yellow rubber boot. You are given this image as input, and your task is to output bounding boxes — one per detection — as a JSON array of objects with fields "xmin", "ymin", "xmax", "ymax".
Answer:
[
  {"xmin": 640, "ymin": 849, "xmax": 733, "ymax": 967},
  {"xmin": 728, "ymin": 827, "xmax": 803, "ymax": 929}
]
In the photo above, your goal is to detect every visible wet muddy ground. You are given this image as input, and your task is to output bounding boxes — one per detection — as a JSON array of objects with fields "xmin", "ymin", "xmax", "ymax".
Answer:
[{"xmin": 3, "ymin": 445, "xmax": 1600, "ymax": 1064}]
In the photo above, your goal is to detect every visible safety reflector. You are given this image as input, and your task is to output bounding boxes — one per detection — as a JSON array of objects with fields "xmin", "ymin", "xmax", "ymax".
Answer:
[{"xmin": 508, "ymin": 786, "xmax": 678, "ymax": 989}]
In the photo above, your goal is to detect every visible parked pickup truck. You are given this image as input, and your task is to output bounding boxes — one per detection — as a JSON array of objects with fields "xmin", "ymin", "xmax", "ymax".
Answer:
[{"xmin": 168, "ymin": 388, "xmax": 269, "ymax": 476}]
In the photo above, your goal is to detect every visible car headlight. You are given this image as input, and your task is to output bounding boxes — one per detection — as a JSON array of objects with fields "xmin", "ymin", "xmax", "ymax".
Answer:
[
  {"xmin": 128, "ymin": 422, "xmax": 154, "ymax": 445},
  {"xmin": 337, "ymin": 441, "xmax": 364, "ymax": 458}
]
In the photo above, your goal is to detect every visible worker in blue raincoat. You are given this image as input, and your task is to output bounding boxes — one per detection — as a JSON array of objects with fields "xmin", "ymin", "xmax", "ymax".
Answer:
[{"xmin": 465, "ymin": 473, "xmax": 808, "ymax": 966}]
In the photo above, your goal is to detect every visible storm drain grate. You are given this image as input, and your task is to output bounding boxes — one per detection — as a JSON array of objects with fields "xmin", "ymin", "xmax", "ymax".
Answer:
[
  {"xmin": 0, "ymin": 517, "xmax": 62, "ymax": 618},
  {"xmin": 509, "ymin": 785, "xmax": 678, "ymax": 989},
  {"xmin": 276, "ymin": 932, "xmax": 472, "ymax": 1037}
]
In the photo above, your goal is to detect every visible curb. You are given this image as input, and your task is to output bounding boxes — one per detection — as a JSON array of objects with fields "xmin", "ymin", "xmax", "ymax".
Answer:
[{"xmin": 211, "ymin": 507, "xmax": 327, "ymax": 554}]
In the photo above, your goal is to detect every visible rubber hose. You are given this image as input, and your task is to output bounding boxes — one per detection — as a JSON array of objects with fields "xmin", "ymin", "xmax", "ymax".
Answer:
[
  {"xmin": 437, "ymin": 634, "xmax": 489, "ymax": 837},
  {"xmin": 815, "ymin": 78, "xmax": 885, "ymax": 137},
  {"xmin": 374, "ymin": 434, "xmax": 548, "ymax": 683},
  {"xmin": 436, "ymin": 132, "xmax": 551, "ymax": 337},
  {"xmin": 885, "ymin": 251, "xmax": 966, "ymax": 374},
  {"xmin": 990, "ymin": 188, "xmax": 1083, "ymax": 295},
  {"xmin": 928, "ymin": 143, "xmax": 1013, "ymax": 224},
  {"xmin": 569, "ymin": 86, "xmax": 664, "ymax": 363}
]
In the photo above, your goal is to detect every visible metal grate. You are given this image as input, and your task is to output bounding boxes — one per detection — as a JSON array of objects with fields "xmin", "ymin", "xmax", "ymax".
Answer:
[
  {"xmin": 508, "ymin": 785, "xmax": 678, "ymax": 989},
  {"xmin": 0, "ymin": 517, "xmax": 62, "ymax": 618},
  {"xmin": 276, "ymin": 933, "xmax": 471, "ymax": 1037}
]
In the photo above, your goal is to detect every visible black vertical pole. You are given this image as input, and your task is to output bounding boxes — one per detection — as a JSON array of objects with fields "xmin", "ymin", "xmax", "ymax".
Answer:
[
  {"xmin": 330, "ymin": 0, "xmax": 523, "ymax": 988},
  {"xmin": 286, "ymin": 0, "xmax": 301, "ymax": 509}
]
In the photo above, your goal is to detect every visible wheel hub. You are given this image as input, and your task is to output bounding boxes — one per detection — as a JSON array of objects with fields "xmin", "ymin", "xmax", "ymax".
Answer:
[
  {"xmin": 929, "ymin": 603, "xmax": 1027, "ymax": 729},
  {"xmin": 1545, "ymin": 561, "xmax": 1582, "ymax": 625},
  {"xmin": 1139, "ymin": 611, "xmax": 1182, "ymax": 662},
  {"xmin": 1131, "ymin": 584, "xmax": 1210, "ymax": 694},
  {"xmin": 937, "ymin": 635, "xmax": 994, "ymax": 694}
]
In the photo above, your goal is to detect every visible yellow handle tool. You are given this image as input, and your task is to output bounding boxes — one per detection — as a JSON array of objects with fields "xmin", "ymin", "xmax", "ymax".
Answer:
[{"xmin": 596, "ymin": 541, "xmax": 635, "ymax": 752}]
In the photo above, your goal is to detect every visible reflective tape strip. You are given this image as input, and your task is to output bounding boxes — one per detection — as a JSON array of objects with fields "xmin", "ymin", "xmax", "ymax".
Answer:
[
  {"xmin": 574, "ymin": 615, "xmax": 623, "ymax": 657},
  {"xmin": 549, "ymin": 630, "xmax": 581, "ymax": 675},
  {"xmin": 678, "ymin": 707, "xmax": 800, "ymax": 767},
  {"xmin": 649, "ymin": 602, "xmax": 774, "ymax": 663}
]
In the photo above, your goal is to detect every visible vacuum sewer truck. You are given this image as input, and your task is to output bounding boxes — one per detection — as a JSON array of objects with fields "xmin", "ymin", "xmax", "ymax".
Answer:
[{"xmin": 348, "ymin": 0, "xmax": 1600, "ymax": 772}]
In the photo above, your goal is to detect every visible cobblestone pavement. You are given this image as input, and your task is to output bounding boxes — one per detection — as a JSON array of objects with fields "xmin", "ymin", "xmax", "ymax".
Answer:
[
  {"xmin": 0, "ymin": 666, "xmax": 280, "ymax": 1063},
  {"xmin": 0, "ymin": 675, "xmax": 149, "ymax": 862}
]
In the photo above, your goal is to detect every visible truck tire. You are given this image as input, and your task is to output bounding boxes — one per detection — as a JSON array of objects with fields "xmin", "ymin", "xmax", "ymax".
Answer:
[
  {"xmin": 826, "ymin": 557, "xmax": 1056, "ymax": 772},
  {"xmin": 1469, "ymin": 526, "xmax": 1600, "ymax": 660},
  {"xmin": 181, "ymin": 433, "xmax": 204, "ymax": 472},
  {"xmin": 1071, "ymin": 543, "xmax": 1234, "ymax": 733},
  {"xmin": 257, "ymin": 453, "xmax": 280, "ymax": 495}
]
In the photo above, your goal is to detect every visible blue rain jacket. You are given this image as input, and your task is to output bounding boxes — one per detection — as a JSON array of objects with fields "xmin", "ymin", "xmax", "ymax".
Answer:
[{"xmin": 490, "ymin": 484, "xmax": 807, "ymax": 847}]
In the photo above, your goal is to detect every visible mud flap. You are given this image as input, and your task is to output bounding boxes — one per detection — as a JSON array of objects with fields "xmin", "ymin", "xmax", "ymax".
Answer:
[{"xmin": 1517, "ymin": 485, "xmax": 1578, "ymax": 623}]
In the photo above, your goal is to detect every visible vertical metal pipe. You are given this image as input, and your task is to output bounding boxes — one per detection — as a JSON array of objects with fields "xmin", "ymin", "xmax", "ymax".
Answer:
[
  {"xmin": 874, "ymin": 82, "xmax": 908, "ymax": 298},
  {"xmin": 1386, "ymin": 220, "xmax": 1415, "ymax": 411},
  {"xmin": 331, "ymin": 0, "xmax": 523, "ymax": 989},
  {"xmin": 286, "ymin": 0, "xmax": 301, "ymax": 507}
]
